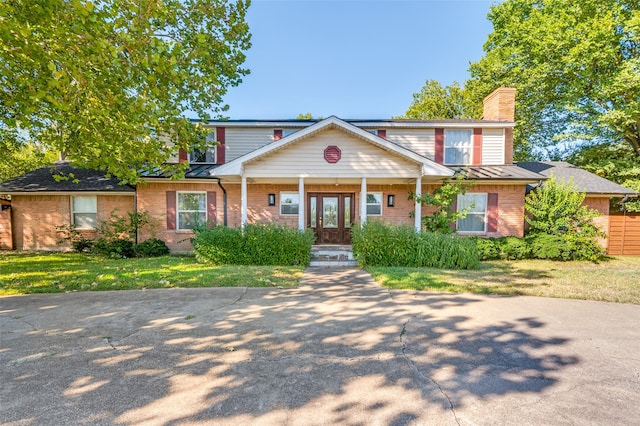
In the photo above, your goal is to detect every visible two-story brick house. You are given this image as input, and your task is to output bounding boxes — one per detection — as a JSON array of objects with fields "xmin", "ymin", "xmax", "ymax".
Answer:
[{"xmin": 0, "ymin": 88, "xmax": 634, "ymax": 252}]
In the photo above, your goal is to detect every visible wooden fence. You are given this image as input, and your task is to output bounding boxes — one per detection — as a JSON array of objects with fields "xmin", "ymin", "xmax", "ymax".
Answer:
[{"xmin": 608, "ymin": 215, "xmax": 640, "ymax": 255}]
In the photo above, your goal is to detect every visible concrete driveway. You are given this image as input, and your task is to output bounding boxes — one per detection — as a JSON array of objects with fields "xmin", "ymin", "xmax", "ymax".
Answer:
[{"xmin": 2, "ymin": 267, "xmax": 639, "ymax": 425}]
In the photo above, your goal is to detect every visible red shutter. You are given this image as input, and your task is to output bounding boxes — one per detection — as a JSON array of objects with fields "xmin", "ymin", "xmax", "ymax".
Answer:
[
  {"xmin": 273, "ymin": 129, "xmax": 283, "ymax": 141},
  {"xmin": 215, "ymin": 127, "xmax": 225, "ymax": 164},
  {"xmin": 178, "ymin": 149, "xmax": 187, "ymax": 164},
  {"xmin": 473, "ymin": 128, "xmax": 482, "ymax": 165},
  {"xmin": 207, "ymin": 191, "xmax": 217, "ymax": 227},
  {"xmin": 487, "ymin": 193, "xmax": 499, "ymax": 232},
  {"xmin": 450, "ymin": 195, "xmax": 458, "ymax": 231},
  {"xmin": 435, "ymin": 128, "xmax": 444, "ymax": 164},
  {"xmin": 166, "ymin": 191, "xmax": 176, "ymax": 230},
  {"xmin": 377, "ymin": 129, "xmax": 386, "ymax": 139}
]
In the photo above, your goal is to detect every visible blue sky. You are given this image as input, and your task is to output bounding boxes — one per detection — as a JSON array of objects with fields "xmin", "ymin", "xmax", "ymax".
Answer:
[{"xmin": 221, "ymin": 0, "xmax": 495, "ymax": 119}]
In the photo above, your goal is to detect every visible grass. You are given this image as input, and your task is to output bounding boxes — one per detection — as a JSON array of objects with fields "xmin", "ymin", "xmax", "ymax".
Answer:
[
  {"xmin": 0, "ymin": 252, "xmax": 305, "ymax": 295},
  {"xmin": 368, "ymin": 256, "xmax": 640, "ymax": 304}
]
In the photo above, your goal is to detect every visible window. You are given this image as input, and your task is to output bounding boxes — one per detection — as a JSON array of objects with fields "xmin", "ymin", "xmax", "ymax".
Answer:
[
  {"xmin": 280, "ymin": 193, "xmax": 299, "ymax": 215},
  {"xmin": 189, "ymin": 132, "xmax": 217, "ymax": 163},
  {"xmin": 366, "ymin": 193, "xmax": 382, "ymax": 216},
  {"xmin": 456, "ymin": 193, "xmax": 487, "ymax": 233},
  {"xmin": 72, "ymin": 196, "xmax": 97, "ymax": 229},
  {"xmin": 367, "ymin": 129, "xmax": 380, "ymax": 136},
  {"xmin": 445, "ymin": 129, "xmax": 473, "ymax": 165},
  {"xmin": 282, "ymin": 129, "xmax": 297, "ymax": 138},
  {"xmin": 177, "ymin": 192, "xmax": 206, "ymax": 230}
]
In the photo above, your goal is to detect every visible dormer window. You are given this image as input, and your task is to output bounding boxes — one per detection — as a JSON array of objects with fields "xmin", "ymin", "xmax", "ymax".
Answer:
[
  {"xmin": 444, "ymin": 129, "xmax": 472, "ymax": 165},
  {"xmin": 189, "ymin": 132, "xmax": 217, "ymax": 164}
]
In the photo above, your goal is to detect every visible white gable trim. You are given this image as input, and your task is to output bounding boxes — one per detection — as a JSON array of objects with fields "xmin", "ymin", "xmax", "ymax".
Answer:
[{"xmin": 210, "ymin": 116, "xmax": 453, "ymax": 178}]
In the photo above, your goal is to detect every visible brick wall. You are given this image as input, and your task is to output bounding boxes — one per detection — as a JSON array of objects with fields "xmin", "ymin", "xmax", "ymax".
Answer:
[
  {"xmin": 0, "ymin": 207, "xmax": 12, "ymax": 250},
  {"xmin": 584, "ymin": 197, "xmax": 611, "ymax": 249},
  {"xmin": 11, "ymin": 194, "xmax": 134, "ymax": 251},
  {"xmin": 136, "ymin": 181, "xmax": 221, "ymax": 253},
  {"xmin": 456, "ymin": 184, "xmax": 526, "ymax": 238}
]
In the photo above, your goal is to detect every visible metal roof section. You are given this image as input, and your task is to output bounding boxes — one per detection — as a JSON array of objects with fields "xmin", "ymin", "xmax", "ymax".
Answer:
[
  {"xmin": 450, "ymin": 164, "xmax": 546, "ymax": 181},
  {"xmin": 140, "ymin": 164, "xmax": 221, "ymax": 179},
  {"xmin": 517, "ymin": 161, "xmax": 637, "ymax": 196},
  {"xmin": 210, "ymin": 116, "xmax": 455, "ymax": 178},
  {"xmin": 0, "ymin": 162, "xmax": 135, "ymax": 194}
]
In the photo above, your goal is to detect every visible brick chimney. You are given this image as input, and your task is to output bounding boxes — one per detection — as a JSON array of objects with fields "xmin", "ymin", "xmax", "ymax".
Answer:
[
  {"xmin": 483, "ymin": 87, "xmax": 516, "ymax": 164},
  {"xmin": 482, "ymin": 87, "xmax": 516, "ymax": 122}
]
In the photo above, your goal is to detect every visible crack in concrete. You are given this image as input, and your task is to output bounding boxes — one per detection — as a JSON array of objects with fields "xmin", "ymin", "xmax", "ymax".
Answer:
[
  {"xmin": 103, "ymin": 337, "xmax": 117, "ymax": 350},
  {"xmin": 230, "ymin": 287, "xmax": 249, "ymax": 306},
  {"xmin": 399, "ymin": 315, "xmax": 461, "ymax": 426}
]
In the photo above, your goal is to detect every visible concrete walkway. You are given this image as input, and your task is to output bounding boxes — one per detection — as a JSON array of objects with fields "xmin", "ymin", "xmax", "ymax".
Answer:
[{"xmin": 2, "ymin": 267, "xmax": 640, "ymax": 425}]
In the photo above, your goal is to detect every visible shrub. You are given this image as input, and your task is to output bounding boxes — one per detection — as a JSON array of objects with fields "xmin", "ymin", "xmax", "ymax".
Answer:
[
  {"xmin": 526, "ymin": 233, "xmax": 604, "ymax": 262},
  {"xmin": 472, "ymin": 237, "xmax": 502, "ymax": 260},
  {"xmin": 90, "ymin": 238, "xmax": 135, "ymax": 258},
  {"xmin": 134, "ymin": 238, "xmax": 170, "ymax": 257},
  {"xmin": 192, "ymin": 223, "xmax": 315, "ymax": 265},
  {"xmin": 501, "ymin": 236, "xmax": 531, "ymax": 260},
  {"xmin": 351, "ymin": 221, "xmax": 480, "ymax": 269}
]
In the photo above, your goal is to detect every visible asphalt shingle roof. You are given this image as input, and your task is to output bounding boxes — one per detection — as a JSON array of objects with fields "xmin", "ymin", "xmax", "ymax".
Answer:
[
  {"xmin": 0, "ymin": 162, "xmax": 135, "ymax": 193},
  {"xmin": 517, "ymin": 161, "xmax": 636, "ymax": 195}
]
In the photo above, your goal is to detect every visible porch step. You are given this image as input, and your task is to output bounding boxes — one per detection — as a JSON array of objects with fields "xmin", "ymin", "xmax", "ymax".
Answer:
[{"xmin": 309, "ymin": 245, "xmax": 359, "ymax": 267}]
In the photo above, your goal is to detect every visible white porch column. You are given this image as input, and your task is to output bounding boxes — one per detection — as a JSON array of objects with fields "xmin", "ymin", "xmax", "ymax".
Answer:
[
  {"xmin": 241, "ymin": 176, "xmax": 248, "ymax": 229},
  {"xmin": 360, "ymin": 177, "xmax": 367, "ymax": 225},
  {"xmin": 414, "ymin": 177, "xmax": 422, "ymax": 232},
  {"xmin": 298, "ymin": 177, "xmax": 305, "ymax": 231}
]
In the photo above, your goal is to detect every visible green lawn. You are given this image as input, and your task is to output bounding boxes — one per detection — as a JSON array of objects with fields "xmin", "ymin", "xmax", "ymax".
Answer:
[
  {"xmin": 0, "ymin": 252, "xmax": 305, "ymax": 295},
  {"xmin": 368, "ymin": 256, "xmax": 640, "ymax": 304}
]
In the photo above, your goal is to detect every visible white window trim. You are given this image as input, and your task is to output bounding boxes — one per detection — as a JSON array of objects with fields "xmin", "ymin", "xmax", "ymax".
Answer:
[
  {"xmin": 456, "ymin": 193, "xmax": 488, "ymax": 233},
  {"xmin": 280, "ymin": 192, "xmax": 300, "ymax": 216},
  {"xmin": 366, "ymin": 192, "xmax": 383, "ymax": 216},
  {"xmin": 177, "ymin": 191, "xmax": 207, "ymax": 230},
  {"xmin": 71, "ymin": 195, "xmax": 97, "ymax": 230},
  {"xmin": 444, "ymin": 129, "xmax": 473, "ymax": 166}
]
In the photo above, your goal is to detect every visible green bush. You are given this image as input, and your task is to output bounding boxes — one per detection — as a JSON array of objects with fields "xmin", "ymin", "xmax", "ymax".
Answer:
[
  {"xmin": 501, "ymin": 236, "xmax": 531, "ymax": 260},
  {"xmin": 192, "ymin": 223, "xmax": 315, "ymax": 266},
  {"xmin": 526, "ymin": 233, "xmax": 604, "ymax": 261},
  {"xmin": 90, "ymin": 238, "xmax": 135, "ymax": 258},
  {"xmin": 473, "ymin": 235, "xmax": 604, "ymax": 262},
  {"xmin": 472, "ymin": 237, "xmax": 502, "ymax": 260},
  {"xmin": 134, "ymin": 238, "xmax": 170, "ymax": 257},
  {"xmin": 351, "ymin": 221, "xmax": 480, "ymax": 269}
]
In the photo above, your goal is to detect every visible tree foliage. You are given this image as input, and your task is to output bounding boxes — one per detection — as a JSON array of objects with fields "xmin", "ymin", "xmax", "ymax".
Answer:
[
  {"xmin": 525, "ymin": 174, "xmax": 602, "ymax": 237},
  {"xmin": 0, "ymin": 130, "xmax": 57, "ymax": 182},
  {"xmin": 399, "ymin": 80, "xmax": 481, "ymax": 120},
  {"xmin": 468, "ymin": 0, "xmax": 640, "ymax": 159},
  {"xmin": 0, "ymin": 0, "xmax": 252, "ymax": 183},
  {"xmin": 567, "ymin": 142, "xmax": 640, "ymax": 212}
]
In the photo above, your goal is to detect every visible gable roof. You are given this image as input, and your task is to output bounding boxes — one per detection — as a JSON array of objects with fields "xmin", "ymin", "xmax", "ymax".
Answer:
[
  {"xmin": 210, "ymin": 116, "xmax": 454, "ymax": 178},
  {"xmin": 517, "ymin": 161, "xmax": 636, "ymax": 196},
  {"xmin": 0, "ymin": 162, "xmax": 135, "ymax": 194}
]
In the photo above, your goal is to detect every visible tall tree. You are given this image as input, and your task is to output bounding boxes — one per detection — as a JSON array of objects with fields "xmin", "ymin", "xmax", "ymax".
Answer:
[
  {"xmin": 0, "ymin": 130, "xmax": 57, "ymax": 182},
  {"xmin": 0, "ymin": 0, "xmax": 251, "ymax": 183},
  {"xmin": 399, "ymin": 80, "xmax": 481, "ymax": 120},
  {"xmin": 468, "ymin": 0, "xmax": 640, "ymax": 160}
]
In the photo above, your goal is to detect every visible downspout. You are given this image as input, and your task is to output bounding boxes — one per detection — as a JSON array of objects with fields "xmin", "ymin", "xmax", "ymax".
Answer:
[
  {"xmin": 133, "ymin": 188, "xmax": 138, "ymax": 244},
  {"xmin": 214, "ymin": 177, "xmax": 228, "ymax": 226}
]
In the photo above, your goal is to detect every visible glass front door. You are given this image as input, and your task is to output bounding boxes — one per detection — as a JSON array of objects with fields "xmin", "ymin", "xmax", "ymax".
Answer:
[{"xmin": 308, "ymin": 193, "xmax": 354, "ymax": 244}]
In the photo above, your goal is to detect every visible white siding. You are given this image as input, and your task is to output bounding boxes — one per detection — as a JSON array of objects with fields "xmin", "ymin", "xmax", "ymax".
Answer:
[
  {"xmin": 225, "ymin": 128, "xmax": 275, "ymax": 162},
  {"xmin": 244, "ymin": 128, "xmax": 421, "ymax": 178},
  {"xmin": 482, "ymin": 128, "xmax": 505, "ymax": 165},
  {"xmin": 386, "ymin": 129, "xmax": 435, "ymax": 160}
]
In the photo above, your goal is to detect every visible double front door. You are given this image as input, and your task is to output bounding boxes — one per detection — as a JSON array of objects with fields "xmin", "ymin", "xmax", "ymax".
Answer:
[{"xmin": 308, "ymin": 193, "xmax": 355, "ymax": 244}]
